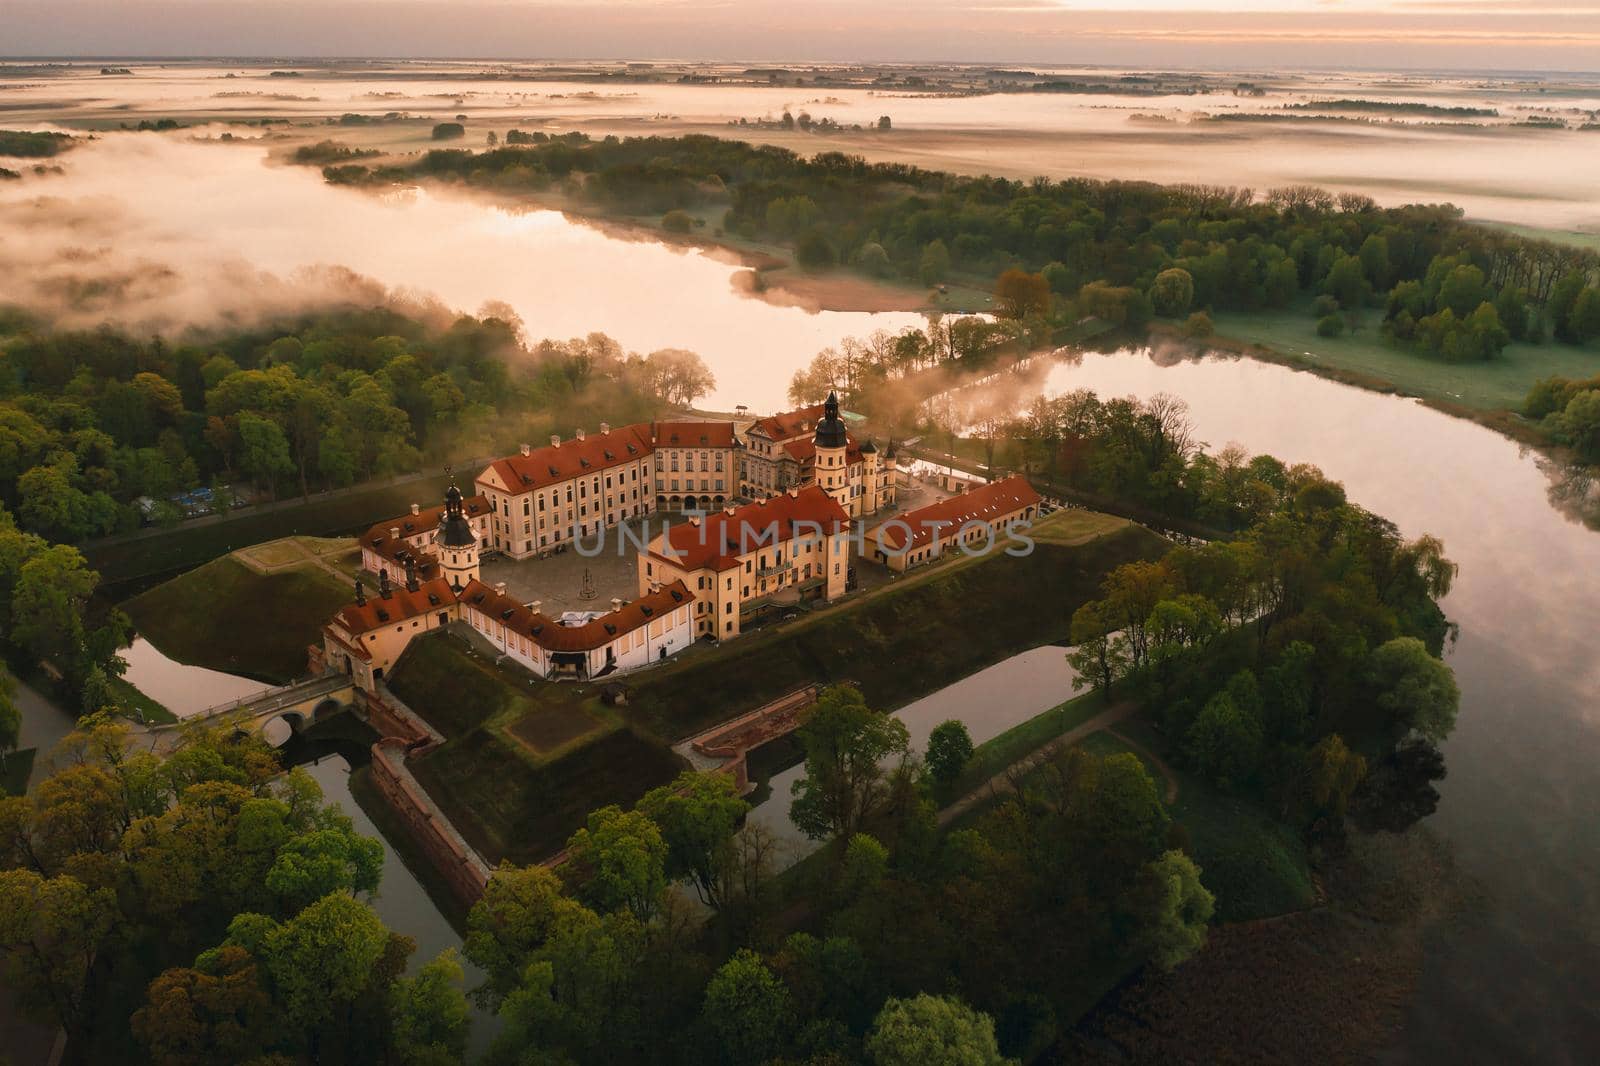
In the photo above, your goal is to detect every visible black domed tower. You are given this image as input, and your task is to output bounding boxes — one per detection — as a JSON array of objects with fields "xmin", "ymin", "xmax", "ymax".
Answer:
[
  {"xmin": 813, "ymin": 391, "xmax": 850, "ymax": 510},
  {"xmin": 435, "ymin": 480, "xmax": 480, "ymax": 592}
]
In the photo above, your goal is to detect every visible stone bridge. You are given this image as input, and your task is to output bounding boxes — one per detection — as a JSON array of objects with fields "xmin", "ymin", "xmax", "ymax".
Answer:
[
  {"xmin": 147, "ymin": 673, "xmax": 357, "ymax": 752},
  {"xmin": 674, "ymin": 683, "xmax": 825, "ymax": 793}
]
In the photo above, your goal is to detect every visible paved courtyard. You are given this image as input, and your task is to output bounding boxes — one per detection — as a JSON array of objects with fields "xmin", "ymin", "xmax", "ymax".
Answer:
[{"xmin": 478, "ymin": 513, "xmax": 685, "ymax": 615}]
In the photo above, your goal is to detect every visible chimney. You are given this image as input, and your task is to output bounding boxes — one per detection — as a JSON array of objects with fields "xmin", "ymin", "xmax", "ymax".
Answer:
[
  {"xmin": 378, "ymin": 569, "xmax": 392, "ymax": 599},
  {"xmin": 599, "ymin": 422, "xmax": 611, "ymax": 435},
  {"xmin": 410, "ymin": 503, "xmax": 420, "ymax": 515},
  {"xmin": 520, "ymin": 442, "xmax": 532, "ymax": 457},
  {"xmin": 354, "ymin": 578, "xmax": 365, "ymax": 606},
  {"xmin": 494, "ymin": 581, "xmax": 507, "ymax": 596},
  {"xmin": 389, "ymin": 526, "xmax": 400, "ymax": 540},
  {"xmin": 788, "ymin": 486, "xmax": 799, "ymax": 498},
  {"xmin": 530, "ymin": 600, "xmax": 542, "ymax": 614},
  {"xmin": 550, "ymin": 434, "xmax": 561, "ymax": 448},
  {"xmin": 689, "ymin": 514, "xmax": 701, "ymax": 526},
  {"xmin": 404, "ymin": 558, "xmax": 418, "ymax": 593},
  {"xmin": 724, "ymin": 505, "xmax": 736, "ymax": 516},
  {"xmin": 575, "ymin": 427, "xmax": 586, "ymax": 441},
  {"xmin": 610, "ymin": 597, "xmax": 623, "ymax": 612}
]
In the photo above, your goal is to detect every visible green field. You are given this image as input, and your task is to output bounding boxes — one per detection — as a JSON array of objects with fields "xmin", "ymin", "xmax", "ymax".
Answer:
[
  {"xmin": 946, "ymin": 689, "xmax": 1109, "ymax": 799},
  {"xmin": 1208, "ymin": 306, "xmax": 1600, "ymax": 414},
  {"xmin": 124, "ymin": 554, "xmax": 352, "ymax": 683},
  {"xmin": 108, "ymin": 675, "xmax": 176, "ymax": 725}
]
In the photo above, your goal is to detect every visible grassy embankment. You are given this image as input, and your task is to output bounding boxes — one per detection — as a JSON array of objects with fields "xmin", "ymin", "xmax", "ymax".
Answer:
[
  {"xmin": 389, "ymin": 509, "xmax": 1166, "ymax": 866},
  {"xmin": 123, "ymin": 551, "xmax": 352, "ymax": 683},
  {"xmin": 1188, "ymin": 304, "xmax": 1599, "ymax": 430}
]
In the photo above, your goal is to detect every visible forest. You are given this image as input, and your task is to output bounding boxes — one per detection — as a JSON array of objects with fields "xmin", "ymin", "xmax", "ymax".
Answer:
[{"xmin": 316, "ymin": 132, "xmax": 1600, "ymax": 368}]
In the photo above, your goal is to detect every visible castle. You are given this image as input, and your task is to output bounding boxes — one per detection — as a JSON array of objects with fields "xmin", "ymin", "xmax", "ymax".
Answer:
[{"xmin": 320, "ymin": 395, "xmax": 918, "ymax": 690}]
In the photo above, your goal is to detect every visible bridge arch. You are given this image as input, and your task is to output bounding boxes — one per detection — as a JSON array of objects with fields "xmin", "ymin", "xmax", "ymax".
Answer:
[{"xmin": 261, "ymin": 709, "xmax": 307, "ymax": 748}]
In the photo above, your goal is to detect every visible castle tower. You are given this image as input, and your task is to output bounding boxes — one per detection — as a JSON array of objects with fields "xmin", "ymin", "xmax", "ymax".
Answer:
[
  {"xmin": 883, "ymin": 438, "xmax": 899, "ymax": 507},
  {"xmin": 813, "ymin": 391, "xmax": 851, "ymax": 513},
  {"xmin": 435, "ymin": 480, "xmax": 480, "ymax": 592},
  {"xmin": 859, "ymin": 438, "xmax": 880, "ymax": 514}
]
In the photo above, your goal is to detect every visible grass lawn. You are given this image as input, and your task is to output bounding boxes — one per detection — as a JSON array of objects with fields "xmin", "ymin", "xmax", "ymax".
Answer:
[
  {"xmin": 943, "ymin": 689, "xmax": 1108, "ymax": 800},
  {"xmin": 1114, "ymin": 716, "xmax": 1315, "ymax": 923},
  {"xmin": 108, "ymin": 675, "xmax": 176, "ymax": 725},
  {"xmin": 409, "ymin": 723, "xmax": 686, "ymax": 866},
  {"xmin": 1, "ymin": 748, "xmax": 36, "ymax": 796},
  {"xmin": 123, "ymin": 554, "xmax": 352, "ymax": 683},
  {"xmin": 1208, "ymin": 305, "xmax": 1600, "ymax": 414}
]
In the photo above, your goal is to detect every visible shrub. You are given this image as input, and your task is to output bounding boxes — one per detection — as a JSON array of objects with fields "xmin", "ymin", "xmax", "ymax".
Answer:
[
  {"xmin": 1183, "ymin": 311, "xmax": 1214, "ymax": 338},
  {"xmin": 430, "ymin": 122, "xmax": 465, "ymax": 140},
  {"xmin": 661, "ymin": 209, "xmax": 693, "ymax": 233},
  {"xmin": 1316, "ymin": 314, "xmax": 1345, "ymax": 338}
]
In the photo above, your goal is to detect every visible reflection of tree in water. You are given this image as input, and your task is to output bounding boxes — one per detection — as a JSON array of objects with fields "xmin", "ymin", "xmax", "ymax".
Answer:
[
  {"xmin": 1351, "ymin": 732, "xmax": 1448, "ymax": 834},
  {"xmin": 1539, "ymin": 454, "xmax": 1600, "ymax": 530}
]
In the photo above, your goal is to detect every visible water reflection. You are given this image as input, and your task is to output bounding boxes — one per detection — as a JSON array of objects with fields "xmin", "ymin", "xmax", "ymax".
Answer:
[{"xmin": 119, "ymin": 636, "xmax": 270, "ymax": 718}]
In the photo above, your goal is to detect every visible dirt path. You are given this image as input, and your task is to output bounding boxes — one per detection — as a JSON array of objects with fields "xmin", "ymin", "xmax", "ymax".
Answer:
[
  {"xmin": 937, "ymin": 701, "xmax": 1137, "ymax": 827},
  {"xmin": 1106, "ymin": 725, "xmax": 1181, "ymax": 804}
]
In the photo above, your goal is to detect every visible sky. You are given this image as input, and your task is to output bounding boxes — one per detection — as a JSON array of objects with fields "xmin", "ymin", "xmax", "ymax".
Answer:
[{"xmin": 4, "ymin": 0, "xmax": 1599, "ymax": 71}]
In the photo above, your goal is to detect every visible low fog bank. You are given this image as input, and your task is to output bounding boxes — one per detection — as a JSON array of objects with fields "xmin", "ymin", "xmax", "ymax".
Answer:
[{"xmin": 0, "ymin": 132, "xmax": 924, "ymax": 409}]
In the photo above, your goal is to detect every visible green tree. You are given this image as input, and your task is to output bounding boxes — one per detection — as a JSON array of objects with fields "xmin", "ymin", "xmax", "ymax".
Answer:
[
  {"xmin": 919, "ymin": 240, "xmax": 951, "ymax": 286},
  {"xmin": 0, "ymin": 666, "xmax": 19, "ymax": 772},
  {"xmin": 463, "ymin": 863, "xmax": 571, "ymax": 1007},
  {"xmin": 231, "ymin": 893, "xmax": 390, "ymax": 1031},
  {"xmin": 1150, "ymin": 267, "xmax": 1195, "ymax": 317},
  {"xmin": 388, "ymin": 949, "xmax": 471, "ymax": 1066},
  {"xmin": 264, "ymin": 823, "xmax": 385, "ymax": 912},
  {"xmin": 924, "ymin": 720, "xmax": 975, "ymax": 796},
  {"xmin": 1067, "ymin": 599, "xmax": 1130, "ymax": 697},
  {"xmin": 564, "ymin": 805, "xmax": 669, "ymax": 921},
  {"xmin": 637, "ymin": 770, "xmax": 748, "ymax": 909},
  {"xmin": 857, "ymin": 241, "xmax": 891, "ymax": 277},
  {"xmin": 10, "ymin": 544, "xmax": 98, "ymax": 673},
  {"xmin": 796, "ymin": 228, "xmax": 836, "ymax": 271},
  {"xmin": 1184, "ymin": 689, "xmax": 1263, "ymax": 788},
  {"xmin": 131, "ymin": 946, "xmax": 278, "ymax": 1066},
  {"xmin": 702, "ymin": 948, "xmax": 794, "ymax": 1066},
  {"xmin": 662, "ymin": 208, "xmax": 693, "ymax": 233},
  {"xmin": 865, "ymin": 993, "xmax": 1011, "ymax": 1066},
  {"xmin": 789, "ymin": 685, "xmax": 911, "ymax": 841},
  {"xmin": 0, "ymin": 869, "xmax": 118, "ymax": 1037},
  {"xmin": 1132, "ymin": 850, "xmax": 1214, "ymax": 971},
  {"xmin": 1321, "ymin": 254, "xmax": 1369, "ymax": 311},
  {"xmin": 1368, "ymin": 636, "xmax": 1460, "ymax": 741},
  {"xmin": 236, "ymin": 412, "xmax": 293, "ymax": 497},
  {"xmin": 1358, "ymin": 233, "xmax": 1391, "ymax": 290},
  {"xmin": 1569, "ymin": 287, "xmax": 1600, "ymax": 343}
]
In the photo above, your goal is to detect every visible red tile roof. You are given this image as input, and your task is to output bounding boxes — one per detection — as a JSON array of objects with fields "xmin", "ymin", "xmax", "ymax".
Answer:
[
  {"xmin": 482, "ymin": 423, "xmax": 656, "ymax": 492},
  {"xmin": 650, "ymin": 486, "xmax": 848, "ymax": 572},
  {"xmin": 361, "ymin": 495, "xmax": 489, "ymax": 554},
  {"xmin": 869, "ymin": 476, "xmax": 1040, "ymax": 553},
  {"xmin": 748, "ymin": 403, "xmax": 826, "ymax": 442},
  {"xmin": 332, "ymin": 576, "xmax": 458, "ymax": 636},
  {"xmin": 458, "ymin": 578, "xmax": 693, "ymax": 652},
  {"xmin": 653, "ymin": 420, "xmax": 738, "ymax": 449}
]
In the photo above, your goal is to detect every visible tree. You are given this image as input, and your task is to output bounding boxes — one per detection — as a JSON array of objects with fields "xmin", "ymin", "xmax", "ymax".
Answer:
[
  {"xmin": 1358, "ymin": 233, "xmax": 1392, "ymax": 289},
  {"xmin": 1368, "ymin": 636, "xmax": 1460, "ymax": 741},
  {"xmin": 230, "ymin": 893, "xmax": 390, "ymax": 1031},
  {"xmin": 564, "ymin": 805, "xmax": 668, "ymax": 921},
  {"xmin": 131, "ymin": 946, "xmax": 278, "ymax": 1066},
  {"xmin": 1150, "ymin": 267, "xmax": 1195, "ymax": 317},
  {"xmin": 430, "ymin": 122, "xmax": 465, "ymax": 140},
  {"xmin": 236, "ymin": 412, "xmax": 292, "ymax": 497},
  {"xmin": 1569, "ymin": 287, "xmax": 1600, "ymax": 344},
  {"xmin": 644, "ymin": 348, "xmax": 716, "ymax": 406},
  {"xmin": 1132, "ymin": 849, "xmax": 1214, "ymax": 971},
  {"xmin": 10, "ymin": 544, "xmax": 98, "ymax": 673},
  {"xmin": 637, "ymin": 770, "xmax": 747, "ymax": 909},
  {"xmin": 1067, "ymin": 600, "xmax": 1128, "ymax": 697},
  {"xmin": 463, "ymin": 863, "xmax": 570, "ymax": 1007},
  {"xmin": 865, "ymin": 993, "xmax": 1011, "ymax": 1066},
  {"xmin": 1184, "ymin": 689, "xmax": 1263, "ymax": 788},
  {"xmin": 993, "ymin": 269, "xmax": 1050, "ymax": 319},
  {"xmin": 1322, "ymin": 254, "xmax": 1369, "ymax": 310},
  {"xmin": 1316, "ymin": 313, "xmax": 1345, "ymax": 338},
  {"xmin": 796, "ymin": 228, "xmax": 836, "ymax": 271},
  {"xmin": 924, "ymin": 720, "xmax": 974, "ymax": 796},
  {"xmin": 919, "ymin": 240, "xmax": 951, "ymax": 286},
  {"xmin": 387, "ymin": 949, "xmax": 470, "ymax": 1066},
  {"xmin": 1302, "ymin": 733, "xmax": 1367, "ymax": 823},
  {"xmin": 662, "ymin": 209, "xmax": 693, "ymax": 233},
  {"xmin": 857, "ymin": 241, "xmax": 891, "ymax": 277},
  {"xmin": 789, "ymin": 685, "xmax": 911, "ymax": 841},
  {"xmin": 702, "ymin": 948, "xmax": 794, "ymax": 1066},
  {"xmin": 0, "ymin": 869, "xmax": 117, "ymax": 1037},
  {"xmin": 0, "ymin": 666, "xmax": 19, "ymax": 771},
  {"xmin": 264, "ymin": 824, "xmax": 385, "ymax": 912},
  {"xmin": 1183, "ymin": 311, "xmax": 1214, "ymax": 338}
]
